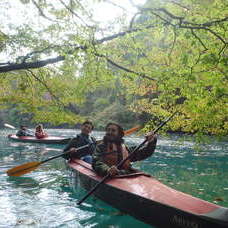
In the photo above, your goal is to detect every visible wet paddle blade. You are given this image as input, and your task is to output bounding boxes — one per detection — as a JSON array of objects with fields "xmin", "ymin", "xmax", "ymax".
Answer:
[
  {"xmin": 4, "ymin": 123, "xmax": 16, "ymax": 129},
  {"xmin": 7, "ymin": 161, "xmax": 42, "ymax": 177},
  {"xmin": 124, "ymin": 125, "xmax": 141, "ymax": 136}
]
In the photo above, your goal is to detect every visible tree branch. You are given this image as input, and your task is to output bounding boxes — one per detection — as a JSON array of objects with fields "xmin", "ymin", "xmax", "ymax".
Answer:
[
  {"xmin": 169, "ymin": 1, "xmax": 190, "ymax": 11},
  {"xmin": 105, "ymin": 0, "xmax": 128, "ymax": 12},
  {"xmin": 191, "ymin": 29, "xmax": 208, "ymax": 51},
  {"xmin": 168, "ymin": 28, "xmax": 177, "ymax": 64},
  {"xmin": 0, "ymin": 6, "xmax": 227, "ymax": 73},
  {"xmin": 137, "ymin": 7, "xmax": 227, "ymax": 45},
  {"xmin": 95, "ymin": 24, "xmax": 156, "ymax": 45},
  {"xmin": 95, "ymin": 52, "xmax": 156, "ymax": 81},
  {"xmin": 0, "ymin": 56, "xmax": 65, "ymax": 73},
  {"xmin": 27, "ymin": 69, "xmax": 64, "ymax": 107},
  {"xmin": 31, "ymin": 0, "xmax": 59, "ymax": 23},
  {"xmin": 0, "ymin": 25, "xmax": 156, "ymax": 73},
  {"xmin": 190, "ymin": 51, "xmax": 203, "ymax": 75},
  {"xmin": 20, "ymin": 45, "xmax": 58, "ymax": 63},
  {"xmin": 59, "ymin": 0, "xmax": 90, "ymax": 27}
]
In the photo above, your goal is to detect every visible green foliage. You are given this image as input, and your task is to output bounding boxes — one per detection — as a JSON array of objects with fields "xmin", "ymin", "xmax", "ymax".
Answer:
[
  {"xmin": 91, "ymin": 102, "xmax": 138, "ymax": 130},
  {"xmin": 0, "ymin": 0, "xmax": 227, "ymax": 137},
  {"xmin": 93, "ymin": 98, "xmax": 109, "ymax": 111},
  {"xmin": 0, "ymin": 31, "xmax": 8, "ymax": 52}
]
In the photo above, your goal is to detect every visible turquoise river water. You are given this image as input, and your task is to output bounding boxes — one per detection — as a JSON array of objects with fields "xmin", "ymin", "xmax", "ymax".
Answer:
[{"xmin": 0, "ymin": 128, "xmax": 227, "ymax": 228}]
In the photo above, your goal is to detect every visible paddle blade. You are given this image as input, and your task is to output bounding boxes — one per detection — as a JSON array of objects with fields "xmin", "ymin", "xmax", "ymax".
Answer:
[
  {"xmin": 6, "ymin": 161, "xmax": 42, "ymax": 177},
  {"xmin": 4, "ymin": 123, "xmax": 16, "ymax": 129},
  {"xmin": 96, "ymin": 125, "xmax": 141, "ymax": 144},
  {"xmin": 124, "ymin": 125, "xmax": 141, "ymax": 136}
]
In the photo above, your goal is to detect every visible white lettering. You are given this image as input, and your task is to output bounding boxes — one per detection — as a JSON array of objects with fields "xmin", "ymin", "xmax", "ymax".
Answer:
[{"xmin": 172, "ymin": 215, "xmax": 199, "ymax": 228}]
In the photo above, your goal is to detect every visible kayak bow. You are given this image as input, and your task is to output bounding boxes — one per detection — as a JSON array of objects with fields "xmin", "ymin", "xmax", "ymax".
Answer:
[{"xmin": 67, "ymin": 159, "xmax": 228, "ymax": 228}]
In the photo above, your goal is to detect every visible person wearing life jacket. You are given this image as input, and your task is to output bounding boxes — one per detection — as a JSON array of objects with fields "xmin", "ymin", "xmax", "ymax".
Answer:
[
  {"xmin": 92, "ymin": 122, "xmax": 157, "ymax": 177},
  {"xmin": 62, "ymin": 121, "xmax": 96, "ymax": 164},
  {"xmin": 35, "ymin": 124, "xmax": 48, "ymax": 139}
]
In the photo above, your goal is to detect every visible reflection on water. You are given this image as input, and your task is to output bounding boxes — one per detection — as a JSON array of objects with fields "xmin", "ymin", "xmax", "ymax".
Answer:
[{"xmin": 0, "ymin": 128, "xmax": 227, "ymax": 227}]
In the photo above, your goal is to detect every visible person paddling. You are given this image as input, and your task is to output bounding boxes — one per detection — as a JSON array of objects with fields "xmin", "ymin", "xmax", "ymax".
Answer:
[
  {"xmin": 16, "ymin": 125, "xmax": 34, "ymax": 137},
  {"xmin": 62, "ymin": 121, "xmax": 96, "ymax": 164},
  {"xmin": 92, "ymin": 122, "xmax": 157, "ymax": 177}
]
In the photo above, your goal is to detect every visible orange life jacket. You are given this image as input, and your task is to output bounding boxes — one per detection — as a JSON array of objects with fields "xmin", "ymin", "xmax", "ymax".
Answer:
[
  {"xmin": 35, "ymin": 130, "xmax": 48, "ymax": 139},
  {"xmin": 103, "ymin": 143, "xmax": 131, "ymax": 170}
]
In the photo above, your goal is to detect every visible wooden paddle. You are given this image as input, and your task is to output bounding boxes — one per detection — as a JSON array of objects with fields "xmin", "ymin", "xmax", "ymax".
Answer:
[
  {"xmin": 77, "ymin": 112, "xmax": 177, "ymax": 205},
  {"xmin": 123, "ymin": 125, "xmax": 141, "ymax": 136},
  {"xmin": 6, "ymin": 125, "xmax": 141, "ymax": 177},
  {"xmin": 6, "ymin": 144, "xmax": 91, "ymax": 177},
  {"xmin": 95, "ymin": 125, "xmax": 141, "ymax": 144}
]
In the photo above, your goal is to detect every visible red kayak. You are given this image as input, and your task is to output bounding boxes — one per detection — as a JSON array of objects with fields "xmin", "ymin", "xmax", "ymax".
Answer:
[
  {"xmin": 8, "ymin": 134, "xmax": 71, "ymax": 144},
  {"xmin": 68, "ymin": 159, "xmax": 228, "ymax": 228}
]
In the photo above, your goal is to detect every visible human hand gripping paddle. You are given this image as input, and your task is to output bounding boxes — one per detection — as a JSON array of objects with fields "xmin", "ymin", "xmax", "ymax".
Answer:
[
  {"xmin": 6, "ymin": 125, "xmax": 141, "ymax": 177},
  {"xmin": 77, "ymin": 112, "xmax": 177, "ymax": 205},
  {"xmin": 6, "ymin": 144, "xmax": 91, "ymax": 177}
]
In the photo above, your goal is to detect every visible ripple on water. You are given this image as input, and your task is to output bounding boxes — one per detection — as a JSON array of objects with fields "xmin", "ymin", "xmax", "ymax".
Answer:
[{"xmin": 0, "ymin": 130, "xmax": 227, "ymax": 227}]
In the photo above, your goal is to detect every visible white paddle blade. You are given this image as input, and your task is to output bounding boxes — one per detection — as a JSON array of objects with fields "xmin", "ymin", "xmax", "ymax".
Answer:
[{"xmin": 4, "ymin": 123, "xmax": 16, "ymax": 129}]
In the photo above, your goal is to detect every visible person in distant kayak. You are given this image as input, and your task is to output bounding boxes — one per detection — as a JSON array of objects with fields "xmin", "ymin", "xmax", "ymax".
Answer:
[
  {"xmin": 62, "ymin": 121, "xmax": 96, "ymax": 164},
  {"xmin": 92, "ymin": 122, "xmax": 157, "ymax": 177},
  {"xmin": 35, "ymin": 124, "xmax": 48, "ymax": 139},
  {"xmin": 16, "ymin": 125, "xmax": 34, "ymax": 137}
]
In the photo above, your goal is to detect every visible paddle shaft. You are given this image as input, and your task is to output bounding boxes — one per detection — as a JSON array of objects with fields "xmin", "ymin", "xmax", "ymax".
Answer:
[
  {"xmin": 116, "ymin": 111, "xmax": 177, "ymax": 167},
  {"xmin": 77, "ymin": 112, "xmax": 177, "ymax": 205},
  {"xmin": 7, "ymin": 144, "xmax": 91, "ymax": 176},
  {"xmin": 4, "ymin": 123, "xmax": 34, "ymax": 134},
  {"xmin": 41, "ymin": 144, "xmax": 90, "ymax": 164}
]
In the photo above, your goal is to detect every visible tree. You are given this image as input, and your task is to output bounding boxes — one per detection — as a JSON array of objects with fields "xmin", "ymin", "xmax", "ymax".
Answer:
[{"xmin": 0, "ymin": 0, "xmax": 227, "ymax": 135}]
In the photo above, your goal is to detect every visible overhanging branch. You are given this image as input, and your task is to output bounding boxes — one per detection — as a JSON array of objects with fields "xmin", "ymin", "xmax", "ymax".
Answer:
[
  {"xmin": 94, "ymin": 52, "xmax": 156, "ymax": 81},
  {"xmin": 0, "ymin": 6, "xmax": 227, "ymax": 73},
  {"xmin": 0, "ymin": 25, "xmax": 156, "ymax": 73},
  {"xmin": 0, "ymin": 56, "xmax": 65, "ymax": 73},
  {"xmin": 31, "ymin": 0, "xmax": 59, "ymax": 23},
  {"xmin": 27, "ymin": 69, "xmax": 64, "ymax": 107}
]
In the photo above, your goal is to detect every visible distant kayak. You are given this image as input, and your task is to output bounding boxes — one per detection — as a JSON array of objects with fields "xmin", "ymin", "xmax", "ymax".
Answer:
[{"xmin": 8, "ymin": 134, "xmax": 71, "ymax": 144}]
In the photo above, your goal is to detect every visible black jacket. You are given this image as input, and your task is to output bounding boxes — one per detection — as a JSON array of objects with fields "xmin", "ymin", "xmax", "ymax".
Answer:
[
  {"xmin": 16, "ymin": 129, "xmax": 33, "ymax": 137},
  {"xmin": 62, "ymin": 133, "xmax": 96, "ymax": 159}
]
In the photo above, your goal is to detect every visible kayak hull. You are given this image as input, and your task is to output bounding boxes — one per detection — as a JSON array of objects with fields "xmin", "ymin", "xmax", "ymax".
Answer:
[
  {"xmin": 68, "ymin": 159, "xmax": 228, "ymax": 228},
  {"xmin": 8, "ymin": 134, "xmax": 71, "ymax": 144}
]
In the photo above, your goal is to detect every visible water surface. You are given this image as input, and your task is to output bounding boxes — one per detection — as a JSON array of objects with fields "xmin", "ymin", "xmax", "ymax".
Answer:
[{"xmin": 0, "ymin": 128, "xmax": 227, "ymax": 227}]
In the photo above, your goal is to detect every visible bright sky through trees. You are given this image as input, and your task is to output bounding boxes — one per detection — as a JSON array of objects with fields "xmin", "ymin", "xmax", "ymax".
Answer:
[
  {"xmin": 0, "ymin": 0, "xmax": 227, "ymax": 136},
  {"xmin": 93, "ymin": 0, "xmax": 146, "ymax": 24},
  {"xmin": 0, "ymin": 0, "xmax": 146, "ymax": 60}
]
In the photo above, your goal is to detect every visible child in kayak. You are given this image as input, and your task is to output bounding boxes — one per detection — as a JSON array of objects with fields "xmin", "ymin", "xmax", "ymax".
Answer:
[{"xmin": 35, "ymin": 124, "xmax": 48, "ymax": 139}]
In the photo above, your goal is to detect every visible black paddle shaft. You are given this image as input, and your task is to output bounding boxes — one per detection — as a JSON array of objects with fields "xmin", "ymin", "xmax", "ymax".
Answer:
[
  {"xmin": 77, "ymin": 112, "xmax": 177, "ymax": 205},
  {"xmin": 41, "ymin": 144, "xmax": 91, "ymax": 164}
]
